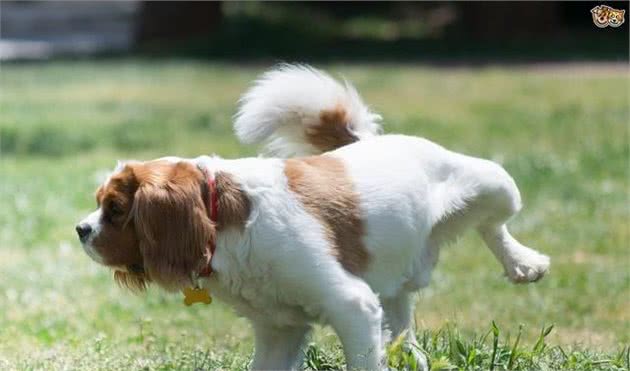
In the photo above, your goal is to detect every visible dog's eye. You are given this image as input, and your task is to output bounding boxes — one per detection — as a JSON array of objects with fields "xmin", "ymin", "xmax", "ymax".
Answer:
[{"xmin": 110, "ymin": 203, "xmax": 123, "ymax": 216}]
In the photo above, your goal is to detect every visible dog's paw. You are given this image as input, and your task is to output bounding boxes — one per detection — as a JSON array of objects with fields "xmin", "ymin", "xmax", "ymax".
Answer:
[
  {"xmin": 408, "ymin": 345, "xmax": 428, "ymax": 371},
  {"xmin": 505, "ymin": 250, "xmax": 550, "ymax": 283}
]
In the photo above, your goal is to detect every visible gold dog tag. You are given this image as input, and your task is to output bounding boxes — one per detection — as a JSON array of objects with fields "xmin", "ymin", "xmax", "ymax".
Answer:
[{"xmin": 182, "ymin": 287, "xmax": 212, "ymax": 306}]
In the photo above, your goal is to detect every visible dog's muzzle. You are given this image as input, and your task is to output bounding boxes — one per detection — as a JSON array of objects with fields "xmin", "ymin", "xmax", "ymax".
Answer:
[{"xmin": 75, "ymin": 223, "xmax": 93, "ymax": 243}]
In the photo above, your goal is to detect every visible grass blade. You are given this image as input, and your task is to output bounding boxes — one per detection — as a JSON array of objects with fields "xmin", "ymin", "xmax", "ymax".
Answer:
[
  {"xmin": 507, "ymin": 324, "xmax": 523, "ymax": 369},
  {"xmin": 490, "ymin": 321, "xmax": 500, "ymax": 371}
]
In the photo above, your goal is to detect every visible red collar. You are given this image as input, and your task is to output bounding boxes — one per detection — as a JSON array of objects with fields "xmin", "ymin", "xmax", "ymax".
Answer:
[{"xmin": 199, "ymin": 175, "xmax": 218, "ymax": 277}]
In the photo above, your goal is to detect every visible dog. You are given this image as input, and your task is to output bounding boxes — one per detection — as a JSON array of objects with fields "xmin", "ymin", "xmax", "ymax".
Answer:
[{"xmin": 76, "ymin": 65, "xmax": 550, "ymax": 370}]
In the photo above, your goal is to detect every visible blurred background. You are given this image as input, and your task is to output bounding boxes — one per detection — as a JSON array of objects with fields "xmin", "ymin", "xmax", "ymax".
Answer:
[
  {"xmin": 0, "ymin": 1, "xmax": 628, "ymax": 370},
  {"xmin": 1, "ymin": 1, "xmax": 628, "ymax": 62}
]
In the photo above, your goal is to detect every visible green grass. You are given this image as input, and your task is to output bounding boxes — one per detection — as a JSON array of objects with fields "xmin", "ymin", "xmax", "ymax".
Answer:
[{"xmin": 0, "ymin": 60, "xmax": 628, "ymax": 370}]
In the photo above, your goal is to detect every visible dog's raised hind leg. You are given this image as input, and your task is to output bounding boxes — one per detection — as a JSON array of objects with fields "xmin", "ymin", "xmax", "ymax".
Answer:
[
  {"xmin": 471, "ymin": 162, "xmax": 549, "ymax": 283},
  {"xmin": 434, "ymin": 158, "xmax": 550, "ymax": 283},
  {"xmin": 479, "ymin": 224, "xmax": 549, "ymax": 283}
]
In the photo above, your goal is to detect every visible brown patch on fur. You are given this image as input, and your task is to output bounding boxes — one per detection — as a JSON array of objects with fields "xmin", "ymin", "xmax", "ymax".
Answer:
[
  {"xmin": 305, "ymin": 104, "xmax": 358, "ymax": 153},
  {"xmin": 215, "ymin": 171, "xmax": 251, "ymax": 230},
  {"xmin": 284, "ymin": 156, "xmax": 369, "ymax": 274}
]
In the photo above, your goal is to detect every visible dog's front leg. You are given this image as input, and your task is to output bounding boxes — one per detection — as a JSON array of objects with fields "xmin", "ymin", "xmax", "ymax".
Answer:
[{"xmin": 250, "ymin": 323, "xmax": 310, "ymax": 371}]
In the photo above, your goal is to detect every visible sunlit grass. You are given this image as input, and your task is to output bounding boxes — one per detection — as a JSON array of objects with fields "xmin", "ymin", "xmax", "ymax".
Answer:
[{"xmin": 0, "ymin": 60, "xmax": 628, "ymax": 369}]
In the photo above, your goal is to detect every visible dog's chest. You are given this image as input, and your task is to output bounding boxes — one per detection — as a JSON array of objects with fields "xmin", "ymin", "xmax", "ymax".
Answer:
[
  {"xmin": 207, "ymin": 271, "xmax": 318, "ymax": 327},
  {"xmin": 205, "ymin": 233, "xmax": 320, "ymax": 326}
]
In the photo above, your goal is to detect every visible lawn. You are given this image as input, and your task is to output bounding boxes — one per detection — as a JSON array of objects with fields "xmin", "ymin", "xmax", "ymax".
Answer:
[{"xmin": 0, "ymin": 60, "xmax": 628, "ymax": 370}]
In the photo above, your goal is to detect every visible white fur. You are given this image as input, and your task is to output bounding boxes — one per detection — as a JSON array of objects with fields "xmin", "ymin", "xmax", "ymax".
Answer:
[
  {"xmin": 188, "ymin": 134, "xmax": 550, "ymax": 370},
  {"xmin": 225, "ymin": 66, "xmax": 548, "ymax": 370},
  {"xmin": 234, "ymin": 64, "xmax": 382, "ymax": 157},
  {"xmin": 79, "ymin": 65, "xmax": 550, "ymax": 371},
  {"xmin": 79, "ymin": 209, "xmax": 105, "ymax": 264}
]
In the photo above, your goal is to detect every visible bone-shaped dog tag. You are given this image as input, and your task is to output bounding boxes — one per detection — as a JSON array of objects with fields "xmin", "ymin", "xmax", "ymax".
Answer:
[{"xmin": 182, "ymin": 287, "xmax": 212, "ymax": 306}]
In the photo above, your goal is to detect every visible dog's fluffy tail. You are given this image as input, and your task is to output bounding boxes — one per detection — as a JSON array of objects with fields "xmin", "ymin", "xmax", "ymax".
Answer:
[{"xmin": 234, "ymin": 64, "xmax": 382, "ymax": 157}]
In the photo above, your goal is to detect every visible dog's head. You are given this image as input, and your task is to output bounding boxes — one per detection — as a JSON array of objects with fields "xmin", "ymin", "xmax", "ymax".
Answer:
[
  {"xmin": 76, "ymin": 160, "xmax": 213, "ymax": 291},
  {"xmin": 608, "ymin": 8, "xmax": 625, "ymax": 27}
]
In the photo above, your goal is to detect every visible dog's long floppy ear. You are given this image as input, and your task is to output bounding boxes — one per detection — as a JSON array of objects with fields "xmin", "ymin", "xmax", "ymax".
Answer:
[{"xmin": 132, "ymin": 161, "xmax": 214, "ymax": 291}]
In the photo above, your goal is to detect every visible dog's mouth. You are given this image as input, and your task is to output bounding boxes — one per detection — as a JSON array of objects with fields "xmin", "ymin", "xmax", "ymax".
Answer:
[{"xmin": 80, "ymin": 242, "xmax": 106, "ymax": 265}]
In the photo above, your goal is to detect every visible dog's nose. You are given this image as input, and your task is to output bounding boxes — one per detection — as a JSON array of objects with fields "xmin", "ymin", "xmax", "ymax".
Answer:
[{"xmin": 75, "ymin": 223, "xmax": 92, "ymax": 242}]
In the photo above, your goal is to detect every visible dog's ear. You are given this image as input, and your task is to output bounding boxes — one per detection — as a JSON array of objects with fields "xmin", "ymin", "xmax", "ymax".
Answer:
[
  {"xmin": 114, "ymin": 270, "xmax": 148, "ymax": 292},
  {"xmin": 132, "ymin": 161, "xmax": 214, "ymax": 291}
]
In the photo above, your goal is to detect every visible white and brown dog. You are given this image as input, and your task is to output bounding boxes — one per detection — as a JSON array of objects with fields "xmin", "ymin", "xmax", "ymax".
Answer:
[{"xmin": 76, "ymin": 65, "xmax": 550, "ymax": 370}]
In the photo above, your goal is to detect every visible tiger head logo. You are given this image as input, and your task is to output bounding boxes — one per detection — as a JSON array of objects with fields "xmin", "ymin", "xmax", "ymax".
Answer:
[
  {"xmin": 591, "ymin": 5, "xmax": 626, "ymax": 28},
  {"xmin": 608, "ymin": 7, "xmax": 626, "ymax": 27}
]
